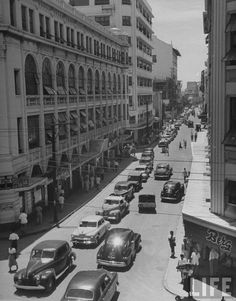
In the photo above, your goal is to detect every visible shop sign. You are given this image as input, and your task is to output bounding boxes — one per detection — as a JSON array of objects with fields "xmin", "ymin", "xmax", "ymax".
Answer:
[{"xmin": 205, "ymin": 229, "xmax": 232, "ymax": 252}]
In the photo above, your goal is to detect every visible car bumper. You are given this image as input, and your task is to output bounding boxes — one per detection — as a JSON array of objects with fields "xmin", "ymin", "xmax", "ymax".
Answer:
[
  {"xmin": 161, "ymin": 196, "xmax": 178, "ymax": 201},
  {"xmin": 155, "ymin": 174, "xmax": 169, "ymax": 179},
  {"xmin": 14, "ymin": 283, "xmax": 45, "ymax": 290},
  {"xmin": 97, "ymin": 259, "xmax": 127, "ymax": 267},
  {"xmin": 71, "ymin": 238, "xmax": 96, "ymax": 245}
]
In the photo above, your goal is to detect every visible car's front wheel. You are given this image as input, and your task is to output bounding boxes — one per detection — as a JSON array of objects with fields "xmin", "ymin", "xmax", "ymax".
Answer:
[{"xmin": 45, "ymin": 277, "xmax": 55, "ymax": 293}]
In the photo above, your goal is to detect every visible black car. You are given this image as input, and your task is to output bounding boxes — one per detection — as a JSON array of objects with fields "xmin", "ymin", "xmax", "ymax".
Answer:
[
  {"xmin": 14, "ymin": 240, "xmax": 76, "ymax": 293},
  {"xmin": 97, "ymin": 228, "xmax": 141, "ymax": 269},
  {"xmin": 113, "ymin": 181, "xmax": 134, "ymax": 201},
  {"xmin": 127, "ymin": 171, "xmax": 143, "ymax": 192},
  {"xmin": 155, "ymin": 163, "xmax": 173, "ymax": 180},
  {"xmin": 158, "ymin": 139, "xmax": 169, "ymax": 148},
  {"xmin": 161, "ymin": 181, "xmax": 185, "ymax": 202}
]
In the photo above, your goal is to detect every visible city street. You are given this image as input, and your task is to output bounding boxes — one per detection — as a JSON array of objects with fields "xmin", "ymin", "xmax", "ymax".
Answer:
[{"xmin": 0, "ymin": 123, "xmax": 193, "ymax": 301}]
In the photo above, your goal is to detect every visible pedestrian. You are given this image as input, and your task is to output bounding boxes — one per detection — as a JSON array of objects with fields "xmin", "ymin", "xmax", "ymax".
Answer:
[
  {"xmin": 114, "ymin": 160, "xmax": 119, "ymax": 172},
  {"xmin": 191, "ymin": 248, "xmax": 200, "ymax": 277},
  {"xmin": 53, "ymin": 199, "xmax": 58, "ymax": 222},
  {"xmin": 9, "ymin": 229, "xmax": 19, "ymax": 252},
  {"xmin": 85, "ymin": 174, "xmax": 89, "ymax": 192},
  {"xmin": 179, "ymin": 142, "xmax": 182, "ymax": 150},
  {"xmin": 195, "ymin": 131, "xmax": 197, "ymax": 142},
  {"xmin": 8, "ymin": 246, "xmax": 18, "ymax": 273},
  {"xmin": 35, "ymin": 204, "xmax": 43, "ymax": 225},
  {"xmin": 90, "ymin": 173, "xmax": 94, "ymax": 189},
  {"xmin": 95, "ymin": 174, "xmax": 101, "ymax": 190},
  {"xmin": 168, "ymin": 231, "xmax": 176, "ymax": 258},
  {"xmin": 183, "ymin": 168, "xmax": 188, "ymax": 182},
  {"xmin": 181, "ymin": 237, "xmax": 191, "ymax": 260},
  {"xmin": 177, "ymin": 254, "xmax": 188, "ymax": 283},
  {"xmin": 107, "ymin": 159, "xmax": 111, "ymax": 171},
  {"xmin": 100, "ymin": 168, "xmax": 104, "ymax": 181},
  {"xmin": 191, "ymin": 131, "xmax": 193, "ymax": 142},
  {"xmin": 18, "ymin": 210, "xmax": 28, "ymax": 234},
  {"xmin": 182, "ymin": 265, "xmax": 193, "ymax": 298},
  {"xmin": 58, "ymin": 194, "xmax": 64, "ymax": 211},
  {"xmin": 184, "ymin": 139, "xmax": 187, "ymax": 149},
  {"xmin": 209, "ymin": 248, "xmax": 219, "ymax": 276}
]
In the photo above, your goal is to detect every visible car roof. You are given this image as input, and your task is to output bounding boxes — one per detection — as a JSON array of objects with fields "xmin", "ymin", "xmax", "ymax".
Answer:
[
  {"xmin": 33, "ymin": 240, "xmax": 67, "ymax": 250},
  {"xmin": 139, "ymin": 193, "xmax": 155, "ymax": 197},
  {"xmin": 81, "ymin": 215, "xmax": 103, "ymax": 222},
  {"xmin": 136, "ymin": 165, "xmax": 147, "ymax": 169},
  {"xmin": 157, "ymin": 163, "xmax": 168, "ymax": 167},
  {"xmin": 144, "ymin": 148, "xmax": 153, "ymax": 151},
  {"xmin": 164, "ymin": 181, "xmax": 179, "ymax": 186},
  {"xmin": 107, "ymin": 228, "xmax": 132, "ymax": 240},
  {"xmin": 106, "ymin": 195, "xmax": 124, "ymax": 201},
  {"xmin": 115, "ymin": 181, "xmax": 129, "ymax": 185},
  {"xmin": 128, "ymin": 171, "xmax": 142, "ymax": 176},
  {"xmin": 66, "ymin": 269, "xmax": 108, "ymax": 292}
]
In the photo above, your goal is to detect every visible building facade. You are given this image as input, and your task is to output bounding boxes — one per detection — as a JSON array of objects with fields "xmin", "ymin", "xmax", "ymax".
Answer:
[
  {"xmin": 69, "ymin": 0, "xmax": 154, "ymax": 144},
  {"xmin": 0, "ymin": 0, "xmax": 129, "ymax": 224}
]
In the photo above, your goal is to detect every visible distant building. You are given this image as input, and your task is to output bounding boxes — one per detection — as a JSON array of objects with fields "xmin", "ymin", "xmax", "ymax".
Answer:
[
  {"xmin": 0, "ymin": 0, "xmax": 129, "ymax": 224},
  {"xmin": 69, "ymin": 0, "xmax": 154, "ymax": 144}
]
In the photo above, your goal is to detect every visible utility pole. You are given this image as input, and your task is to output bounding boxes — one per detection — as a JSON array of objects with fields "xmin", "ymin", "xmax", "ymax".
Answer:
[
  {"xmin": 146, "ymin": 100, "xmax": 149, "ymax": 139},
  {"xmin": 51, "ymin": 123, "xmax": 58, "ymax": 223}
]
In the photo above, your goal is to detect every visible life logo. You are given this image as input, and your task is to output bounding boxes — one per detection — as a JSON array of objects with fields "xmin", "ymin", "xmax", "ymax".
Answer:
[{"xmin": 190, "ymin": 276, "xmax": 233, "ymax": 298}]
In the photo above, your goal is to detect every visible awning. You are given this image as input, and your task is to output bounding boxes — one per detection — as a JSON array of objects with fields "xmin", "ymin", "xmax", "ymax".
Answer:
[
  {"xmin": 224, "ymin": 49, "xmax": 236, "ymax": 61},
  {"xmin": 223, "ymin": 130, "xmax": 236, "ymax": 147},
  {"xmin": 69, "ymin": 87, "xmax": 77, "ymax": 95},
  {"xmin": 226, "ymin": 14, "xmax": 236, "ymax": 32},
  {"xmin": 88, "ymin": 120, "xmax": 94, "ymax": 128},
  {"xmin": 44, "ymin": 86, "xmax": 56, "ymax": 95},
  {"xmin": 58, "ymin": 113, "xmax": 67, "ymax": 123},
  {"xmin": 70, "ymin": 111, "xmax": 78, "ymax": 119},
  {"xmin": 80, "ymin": 110, "xmax": 86, "ymax": 118},
  {"xmin": 57, "ymin": 86, "xmax": 67, "ymax": 95}
]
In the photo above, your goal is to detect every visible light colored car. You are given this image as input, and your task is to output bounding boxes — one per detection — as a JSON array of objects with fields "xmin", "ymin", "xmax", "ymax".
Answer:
[
  {"xmin": 71, "ymin": 215, "xmax": 110, "ymax": 247},
  {"xmin": 135, "ymin": 165, "xmax": 149, "ymax": 182},
  {"xmin": 96, "ymin": 195, "xmax": 129, "ymax": 223}
]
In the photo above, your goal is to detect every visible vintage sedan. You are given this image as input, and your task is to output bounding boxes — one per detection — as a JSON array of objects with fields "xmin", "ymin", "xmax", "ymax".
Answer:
[
  {"xmin": 161, "ymin": 181, "xmax": 185, "ymax": 202},
  {"xmin": 139, "ymin": 156, "xmax": 153, "ymax": 170},
  {"xmin": 71, "ymin": 215, "xmax": 110, "ymax": 247},
  {"xmin": 127, "ymin": 171, "xmax": 142, "ymax": 191},
  {"xmin": 97, "ymin": 228, "xmax": 141, "ymax": 269},
  {"xmin": 113, "ymin": 181, "xmax": 134, "ymax": 201},
  {"xmin": 61, "ymin": 269, "xmax": 118, "ymax": 301},
  {"xmin": 158, "ymin": 138, "xmax": 169, "ymax": 148},
  {"xmin": 14, "ymin": 240, "xmax": 76, "ymax": 293},
  {"xmin": 154, "ymin": 163, "xmax": 173, "ymax": 180},
  {"xmin": 143, "ymin": 147, "xmax": 154, "ymax": 158},
  {"xmin": 135, "ymin": 165, "xmax": 149, "ymax": 182},
  {"xmin": 96, "ymin": 195, "xmax": 129, "ymax": 223}
]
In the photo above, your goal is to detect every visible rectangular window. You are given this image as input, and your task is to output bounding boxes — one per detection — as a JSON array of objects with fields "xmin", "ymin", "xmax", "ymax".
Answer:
[
  {"xmin": 28, "ymin": 115, "xmax": 40, "ymax": 149},
  {"xmin": 129, "ymin": 76, "xmax": 132, "ymax": 86},
  {"xmin": 70, "ymin": 0, "xmax": 89, "ymax": 5},
  {"xmin": 17, "ymin": 117, "xmax": 24, "ymax": 154},
  {"xmin": 86, "ymin": 36, "xmax": 89, "ymax": 52},
  {"xmin": 152, "ymin": 55, "xmax": 157, "ymax": 63},
  {"xmin": 29, "ymin": 9, "xmax": 34, "ymax": 33},
  {"xmin": 95, "ymin": 16, "xmax": 110, "ymax": 26},
  {"xmin": 122, "ymin": 16, "xmax": 131, "ymax": 26},
  {"xmin": 54, "ymin": 21, "xmax": 59, "ymax": 42},
  {"xmin": 228, "ymin": 181, "xmax": 236, "ymax": 205},
  {"xmin": 10, "ymin": 0, "xmax": 16, "ymax": 26},
  {"xmin": 45, "ymin": 16, "xmax": 50, "ymax": 39},
  {"xmin": 14, "ymin": 69, "xmax": 21, "ymax": 95},
  {"xmin": 21, "ymin": 5, "xmax": 27, "ymax": 31},
  {"xmin": 59, "ymin": 23, "xmax": 64, "ymax": 43},
  {"xmin": 230, "ymin": 98, "xmax": 236, "ymax": 130},
  {"xmin": 39, "ymin": 14, "xmax": 44, "ymax": 37},
  {"xmin": 71, "ymin": 29, "xmax": 74, "ymax": 47},
  {"xmin": 123, "ymin": 104, "xmax": 126, "ymax": 120},
  {"xmin": 122, "ymin": 0, "xmax": 131, "ymax": 4},
  {"xmin": 129, "ymin": 95, "xmax": 133, "ymax": 106},
  {"xmin": 81, "ymin": 33, "xmax": 84, "ymax": 49},
  {"xmin": 128, "ymin": 36, "xmax": 132, "ymax": 45},
  {"xmin": 95, "ymin": 0, "xmax": 109, "ymax": 4},
  {"xmin": 67, "ymin": 27, "xmax": 70, "ymax": 46}
]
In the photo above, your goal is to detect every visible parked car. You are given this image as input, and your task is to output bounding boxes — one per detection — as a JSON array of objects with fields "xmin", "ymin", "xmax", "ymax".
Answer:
[
  {"xmin": 158, "ymin": 139, "xmax": 169, "ymax": 148},
  {"xmin": 71, "ymin": 215, "xmax": 110, "ymax": 247},
  {"xmin": 143, "ymin": 148, "xmax": 154, "ymax": 158},
  {"xmin": 161, "ymin": 181, "xmax": 185, "ymax": 202},
  {"xmin": 96, "ymin": 195, "xmax": 129, "ymax": 223},
  {"xmin": 154, "ymin": 163, "xmax": 173, "ymax": 180},
  {"xmin": 138, "ymin": 194, "xmax": 156, "ymax": 213},
  {"xmin": 61, "ymin": 269, "xmax": 118, "ymax": 301},
  {"xmin": 187, "ymin": 120, "xmax": 194, "ymax": 128},
  {"xmin": 97, "ymin": 228, "xmax": 141, "ymax": 269},
  {"xmin": 14, "ymin": 240, "xmax": 76, "ymax": 293},
  {"xmin": 113, "ymin": 181, "xmax": 134, "ymax": 201},
  {"xmin": 139, "ymin": 156, "xmax": 153, "ymax": 170},
  {"xmin": 135, "ymin": 165, "xmax": 149, "ymax": 182},
  {"xmin": 127, "ymin": 171, "xmax": 143, "ymax": 191}
]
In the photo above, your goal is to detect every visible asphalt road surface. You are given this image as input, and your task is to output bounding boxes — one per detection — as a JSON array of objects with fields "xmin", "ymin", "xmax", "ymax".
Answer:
[{"xmin": 0, "ymin": 123, "xmax": 194, "ymax": 301}]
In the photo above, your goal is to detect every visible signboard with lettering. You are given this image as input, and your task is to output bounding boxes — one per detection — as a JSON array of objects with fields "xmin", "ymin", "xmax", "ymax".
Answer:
[{"xmin": 206, "ymin": 229, "xmax": 233, "ymax": 252}]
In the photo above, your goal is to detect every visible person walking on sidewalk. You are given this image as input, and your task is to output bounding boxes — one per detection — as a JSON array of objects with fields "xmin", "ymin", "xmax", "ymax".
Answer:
[
  {"xmin": 58, "ymin": 194, "xmax": 64, "ymax": 211},
  {"xmin": 183, "ymin": 265, "xmax": 193, "ymax": 298},
  {"xmin": 191, "ymin": 248, "xmax": 200, "ymax": 277},
  {"xmin": 8, "ymin": 247, "xmax": 18, "ymax": 273},
  {"xmin": 114, "ymin": 160, "xmax": 119, "ymax": 172},
  {"xmin": 168, "ymin": 231, "xmax": 176, "ymax": 258},
  {"xmin": 18, "ymin": 210, "xmax": 28, "ymax": 234},
  {"xmin": 194, "ymin": 131, "xmax": 197, "ymax": 142},
  {"xmin": 191, "ymin": 131, "xmax": 194, "ymax": 142},
  {"xmin": 95, "ymin": 174, "xmax": 101, "ymax": 190},
  {"xmin": 9, "ymin": 229, "xmax": 19, "ymax": 253},
  {"xmin": 35, "ymin": 204, "xmax": 43, "ymax": 225},
  {"xmin": 177, "ymin": 254, "xmax": 188, "ymax": 283},
  {"xmin": 183, "ymin": 168, "xmax": 188, "ymax": 183},
  {"xmin": 184, "ymin": 139, "xmax": 187, "ymax": 149},
  {"xmin": 179, "ymin": 142, "xmax": 182, "ymax": 150},
  {"xmin": 181, "ymin": 237, "xmax": 191, "ymax": 260}
]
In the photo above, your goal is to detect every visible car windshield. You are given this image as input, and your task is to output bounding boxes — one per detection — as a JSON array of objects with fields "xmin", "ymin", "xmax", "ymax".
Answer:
[
  {"xmin": 158, "ymin": 165, "xmax": 167, "ymax": 169},
  {"xmin": 139, "ymin": 195, "xmax": 155, "ymax": 202},
  {"xmin": 80, "ymin": 221, "xmax": 97, "ymax": 227},
  {"xmin": 105, "ymin": 199, "xmax": 120, "ymax": 205},
  {"xmin": 66, "ymin": 289, "xmax": 93, "ymax": 299},
  {"xmin": 31, "ymin": 249, "xmax": 55, "ymax": 259},
  {"xmin": 128, "ymin": 176, "xmax": 139, "ymax": 181},
  {"xmin": 142, "ymin": 153, "xmax": 151, "ymax": 158},
  {"xmin": 115, "ymin": 184, "xmax": 128, "ymax": 190},
  {"xmin": 136, "ymin": 167, "xmax": 145, "ymax": 171}
]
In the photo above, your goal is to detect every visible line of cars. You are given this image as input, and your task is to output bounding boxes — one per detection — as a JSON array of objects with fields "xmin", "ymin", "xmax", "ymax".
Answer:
[{"xmin": 158, "ymin": 120, "xmax": 182, "ymax": 149}]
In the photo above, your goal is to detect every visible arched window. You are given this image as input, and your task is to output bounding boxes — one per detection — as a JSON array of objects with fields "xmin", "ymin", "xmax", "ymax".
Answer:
[
  {"xmin": 79, "ymin": 67, "xmax": 85, "ymax": 92},
  {"xmin": 113, "ymin": 74, "xmax": 117, "ymax": 93},
  {"xmin": 42, "ymin": 58, "xmax": 55, "ymax": 95},
  {"xmin": 95, "ymin": 70, "xmax": 100, "ymax": 94},
  {"xmin": 102, "ymin": 72, "xmax": 106, "ymax": 93},
  {"xmin": 123, "ymin": 75, "xmax": 126, "ymax": 94},
  {"xmin": 108, "ymin": 73, "xmax": 112, "ymax": 93},
  {"xmin": 87, "ymin": 68, "xmax": 93, "ymax": 95},
  {"xmin": 68, "ymin": 64, "xmax": 76, "ymax": 95},
  {"xmin": 118, "ymin": 74, "xmax": 121, "ymax": 93},
  {"xmin": 25, "ymin": 54, "xmax": 38, "ymax": 95},
  {"xmin": 56, "ymin": 61, "xmax": 66, "ymax": 94}
]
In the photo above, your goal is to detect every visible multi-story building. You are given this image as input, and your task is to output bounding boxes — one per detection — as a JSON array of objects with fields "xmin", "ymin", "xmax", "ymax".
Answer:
[
  {"xmin": 183, "ymin": 0, "xmax": 236, "ymax": 266},
  {"xmin": 69, "ymin": 0, "xmax": 154, "ymax": 144},
  {"xmin": 0, "ymin": 0, "xmax": 129, "ymax": 224},
  {"xmin": 152, "ymin": 36, "xmax": 181, "ymax": 120}
]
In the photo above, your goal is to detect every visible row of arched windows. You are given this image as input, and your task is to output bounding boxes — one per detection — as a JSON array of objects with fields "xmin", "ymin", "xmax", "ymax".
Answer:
[{"xmin": 25, "ymin": 54, "xmax": 127, "ymax": 96}]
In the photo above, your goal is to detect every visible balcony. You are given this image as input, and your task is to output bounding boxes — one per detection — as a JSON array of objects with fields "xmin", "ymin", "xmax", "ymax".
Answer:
[
  {"xmin": 137, "ymin": 67, "xmax": 152, "ymax": 78},
  {"xmin": 137, "ymin": 48, "xmax": 152, "ymax": 62},
  {"xmin": 69, "ymin": 96, "xmax": 78, "ymax": 104},
  {"xmin": 95, "ymin": 95, "xmax": 101, "ymax": 103},
  {"xmin": 29, "ymin": 147, "xmax": 41, "ymax": 162},
  {"xmin": 57, "ymin": 96, "xmax": 67, "ymax": 105},
  {"xmin": 87, "ymin": 95, "xmax": 94, "ymax": 105},
  {"xmin": 26, "ymin": 96, "xmax": 40, "ymax": 107},
  {"xmin": 43, "ymin": 95, "xmax": 55, "ymax": 107}
]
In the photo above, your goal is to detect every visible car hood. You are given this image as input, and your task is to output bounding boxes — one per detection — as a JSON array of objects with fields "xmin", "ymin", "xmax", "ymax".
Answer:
[
  {"xmin": 73, "ymin": 227, "xmax": 98, "ymax": 236},
  {"xmin": 156, "ymin": 169, "xmax": 167, "ymax": 174},
  {"xmin": 102, "ymin": 203, "xmax": 120, "ymax": 212},
  {"xmin": 114, "ymin": 190, "xmax": 127, "ymax": 196},
  {"xmin": 128, "ymin": 180, "xmax": 138, "ymax": 185},
  {"xmin": 99, "ymin": 245, "xmax": 124, "ymax": 261},
  {"xmin": 24, "ymin": 258, "xmax": 53, "ymax": 277}
]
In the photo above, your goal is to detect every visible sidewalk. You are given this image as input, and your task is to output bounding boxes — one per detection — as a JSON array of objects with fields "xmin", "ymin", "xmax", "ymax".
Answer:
[
  {"xmin": 163, "ymin": 129, "xmax": 236, "ymax": 300},
  {"xmin": 0, "ymin": 156, "xmax": 134, "ymax": 243}
]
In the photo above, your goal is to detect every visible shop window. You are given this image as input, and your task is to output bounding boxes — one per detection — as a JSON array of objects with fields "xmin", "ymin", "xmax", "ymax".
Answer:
[
  {"xmin": 21, "ymin": 5, "xmax": 27, "ymax": 31},
  {"xmin": 56, "ymin": 61, "xmax": 66, "ymax": 94},
  {"xmin": 95, "ymin": 16, "xmax": 110, "ymax": 26},
  {"xmin": 87, "ymin": 69, "xmax": 93, "ymax": 95},
  {"xmin": 14, "ymin": 69, "xmax": 21, "ymax": 95},
  {"xmin": 10, "ymin": 0, "xmax": 16, "ymax": 26},
  {"xmin": 79, "ymin": 67, "xmax": 85, "ymax": 91},
  {"xmin": 122, "ymin": 16, "xmax": 131, "ymax": 26},
  {"xmin": 68, "ymin": 65, "xmax": 76, "ymax": 94},
  {"xmin": 25, "ymin": 55, "xmax": 38, "ymax": 95},
  {"xmin": 28, "ymin": 115, "xmax": 40, "ymax": 149}
]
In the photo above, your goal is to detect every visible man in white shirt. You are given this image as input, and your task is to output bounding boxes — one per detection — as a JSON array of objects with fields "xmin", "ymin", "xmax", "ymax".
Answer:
[
  {"xmin": 18, "ymin": 211, "xmax": 28, "ymax": 233},
  {"xmin": 9, "ymin": 230, "xmax": 19, "ymax": 251},
  {"xmin": 191, "ymin": 248, "xmax": 200, "ymax": 277}
]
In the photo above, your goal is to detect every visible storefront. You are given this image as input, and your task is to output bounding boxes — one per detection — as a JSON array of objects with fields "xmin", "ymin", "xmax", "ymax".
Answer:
[{"xmin": 184, "ymin": 220, "xmax": 236, "ymax": 269}]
